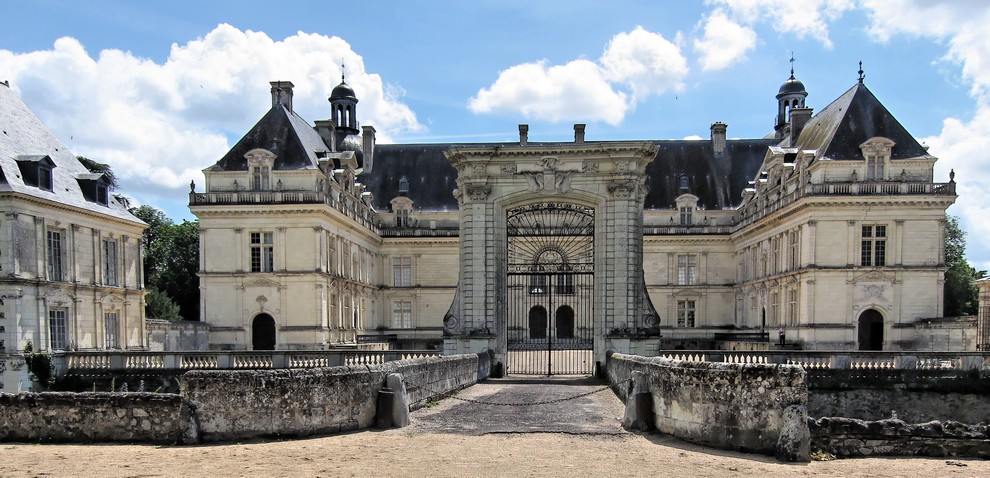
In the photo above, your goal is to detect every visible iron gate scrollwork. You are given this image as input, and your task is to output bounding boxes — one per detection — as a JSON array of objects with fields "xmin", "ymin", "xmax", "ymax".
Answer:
[{"xmin": 506, "ymin": 202, "xmax": 594, "ymax": 375}]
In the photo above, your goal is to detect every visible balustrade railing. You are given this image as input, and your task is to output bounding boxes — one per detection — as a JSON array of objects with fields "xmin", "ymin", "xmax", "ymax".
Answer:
[
  {"xmin": 655, "ymin": 350, "xmax": 989, "ymax": 371},
  {"xmin": 55, "ymin": 350, "xmax": 441, "ymax": 374}
]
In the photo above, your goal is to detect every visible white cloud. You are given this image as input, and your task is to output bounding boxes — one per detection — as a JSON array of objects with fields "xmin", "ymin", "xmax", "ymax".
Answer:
[
  {"xmin": 468, "ymin": 60, "xmax": 629, "ymax": 125},
  {"xmin": 601, "ymin": 27, "xmax": 688, "ymax": 99},
  {"xmin": 693, "ymin": 9, "xmax": 758, "ymax": 71},
  {"xmin": 0, "ymin": 24, "xmax": 421, "ymax": 205},
  {"xmin": 858, "ymin": 0, "xmax": 990, "ymax": 270},
  {"xmin": 469, "ymin": 27, "xmax": 686, "ymax": 125},
  {"xmin": 706, "ymin": 0, "xmax": 855, "ymax": 48}
]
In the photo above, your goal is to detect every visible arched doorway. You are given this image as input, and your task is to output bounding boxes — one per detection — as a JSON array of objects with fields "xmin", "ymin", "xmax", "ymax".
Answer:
[
  {"xmin": 528, "ymin": 306, "xmax": 548, "ymax": 339},
  {"xmin": 505, "ymin": 202, "xmax": 595, "ymax": 375},
  {"xmin": 252, "ymin": 313, "xmax": 276, "ymax": 350},
  {"xmin": 556, "ymin": 305, "xmax": 574, "ymax": 339},
  {"xmin": 857, "ymin": 309, "xmax": 884, "ymax": 351}
]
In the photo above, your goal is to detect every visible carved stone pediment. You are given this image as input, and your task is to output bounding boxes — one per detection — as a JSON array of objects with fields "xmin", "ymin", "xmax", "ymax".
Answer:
[
  {"xmin": 99, "ymin": 293, "xmax": 124, "ymax": 310},
  {"xmin": 242, "ymin": 277, "xmax": 282, "ymax": 289},
  {"xmin": 849, "ymin": 270, "xmax": 896, "ymax": 284}
]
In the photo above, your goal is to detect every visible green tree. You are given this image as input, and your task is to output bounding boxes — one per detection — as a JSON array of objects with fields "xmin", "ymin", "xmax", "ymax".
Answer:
[
  {"xmin": 130, "ymin": 205, "xmax": 200, "ymax": 321},
  {"xmin": 76, "ymin": 156, "xmax": 119, "ymax": 189},
  {"xmin": 145, "ymin": 288, "xmax": 182, "ymax": 321},
  {"xmin": 943, "ymin": 215, "xmax": 984, "ymax": 316}
]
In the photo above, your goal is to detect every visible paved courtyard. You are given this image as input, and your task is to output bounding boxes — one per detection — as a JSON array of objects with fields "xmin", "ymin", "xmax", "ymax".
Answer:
[{"xmin": 0, "ymin": 377, "xmax": 987, "ymax": 477}]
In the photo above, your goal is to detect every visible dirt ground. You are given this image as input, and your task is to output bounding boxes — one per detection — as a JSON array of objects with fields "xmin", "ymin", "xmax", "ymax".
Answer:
[{"xmin": 1, "ymin": 378, "xmax": 987, "ymax": 477}]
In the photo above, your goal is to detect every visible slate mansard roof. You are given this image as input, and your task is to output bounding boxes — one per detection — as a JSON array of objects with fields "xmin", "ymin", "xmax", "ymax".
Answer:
[
  {"xmin": 0, "ymin": 83, "xmax": 144, "ymax": 224},
  {"xmin": 358, "ymin": 139, "xmax": 773, "ymax": 212},
  {"xmin": 209, "ymin": 77, "xmax": 928, "ymax": 214},
  {"xmin": 209, "ymin": 103, "xmax": 330, "ymax": 172},
  {"xmin": 794, "ymin": 82, "xmax": 932, "ymax": 161}
]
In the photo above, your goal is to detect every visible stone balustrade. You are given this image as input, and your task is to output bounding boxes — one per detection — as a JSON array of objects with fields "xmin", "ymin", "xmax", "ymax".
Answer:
[
  {"xmin": 55, "ymin": 350, "xmax": 441, "ymax": 376},
  {"xmin": 655, "ymin": 350, "xmax": 989, "ymax": 371}
]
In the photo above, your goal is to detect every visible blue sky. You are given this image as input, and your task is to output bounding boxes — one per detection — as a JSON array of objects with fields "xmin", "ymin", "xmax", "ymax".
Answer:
[{"xmin": 2, "ymin": 0, "xmax": 990, "ymax": 269}]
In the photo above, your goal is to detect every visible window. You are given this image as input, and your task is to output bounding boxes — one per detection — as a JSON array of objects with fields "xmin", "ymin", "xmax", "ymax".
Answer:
[
  {"xmin": 104, "ymin": 312, "xmax": 119, "ymax": 348},
  {"xmin": 866, "ymin": 155, "xmax": 884, "ymax": 180},
  {"xmin": 391, "ymin": 300, "xmax": 412, "ymax": 329},
  {"xmin": 556, "ymin": 267, "xmax": 575, "ymax": 295},
  {"xmin": 392, "ymin": 257, "xmax": 411, "ymax": 286},
  {"xmin": 250, "ymin": 232, "xmax": 274, "ymax": 272},
  {"xmin": 252, "ymin": 165, "xmax": 271, "ymax": 190},
  {"xmin": 787, "ymin": 289, "xmax": 798, "ymax": 326},
  {"xmin": 677, "ymin": 254, "xmax": 697, "ymax": 285},
  {"xmin": 49, "ymin": 308, "xmax": 68, "ymax": 350},
  {"xmin": 38, "ymin": 165, "xmax": 53, "ymax": 190},
  {"xmin": 676, "ymin": 300, "xmax": 696, "ymax": 327},
  {"xmin": 770, "ymin": 291, "xmax": 779, "ymax": 326},
  {"xmin": 103, "ymin": 239, "xmax": 119, "ymax": 286},
  {"xmin": 770, "ymin": 238, "xmax": 780, "ymax": 275},
  {"xmin": 529, "ymin": 274, "xmax": 547, "ymax": 295},
  {"xmin": 396, "ymin": 208, "xmax": 410, "ymax": 228},
  {"xmin": 47, "ymin": 229, "xmax": 64, "ymax": 281},
  {"xmin": 861, "ymin": 225, "xmax": 887, "ymax": 267},
  {"xmin": 789, "ymin": 230, "xmax": 800, "ymax": 270},
  {"xmin": 679, "ymin": 206, "xmax": 693, "ymax": 225}
]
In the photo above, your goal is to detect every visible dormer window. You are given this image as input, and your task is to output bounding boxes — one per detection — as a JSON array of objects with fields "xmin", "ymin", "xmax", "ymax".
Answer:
[
  {"xmin": 15, "ymin": 154, "xmax": 56, "ymax": 191},
  {"xmin": 678, "ymin": 175, "xmax": 689, "ymax": 192},
  {"xmin": 859, "ymin": 137, "xmax": 895, "ymax": 181},
  {"xmin": 674, "ymin": 194, "xmax": 699, "ymax": 226},
  {"xmin": 244, "ymin": 148, "xmax": 276, "ymax": 191},
  {"xmin": 76, "ymin": 173, "xmax": 110, "ymax": 206}
]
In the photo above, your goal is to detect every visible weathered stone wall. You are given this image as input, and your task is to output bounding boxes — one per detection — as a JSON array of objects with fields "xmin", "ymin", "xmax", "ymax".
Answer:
[
  {"xmin": 0, "ymin": 353, "xmax": 487, "ymax": 444},
  {"xmin": 607, "ymin": 352, "xmax": 808, "ymax": 458},
  {"xmin": 807, "ymin": 369, "xmax": 990, "ymax": 423},
  {"xmin": 810, "ymin": 417, "xmax": 990, "ymax": 458},
  {"xmin": 181, "ymin": 353, "xmax": 484, "ymax": 442},
  {"xmin": 146, "ymin": 319, "xmax": 210, "ymax": 351},
  {"xmin": 809, "ymin": 389, "xmax": 990, "ymax": 424},
  {"xmin": 0, "ymin": 392, "xmax": 196, "ymax": 444}
]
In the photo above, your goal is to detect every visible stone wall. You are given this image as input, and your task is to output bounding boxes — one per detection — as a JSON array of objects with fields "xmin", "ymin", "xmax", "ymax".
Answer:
[
  {"xmin": 147, "ymin": 319, "xmax": 210, "ymax": 351},
  {"xmin": 181, "ymin": 353, "xmax": 484, "ymax": 442},
  {"xmin": 809, "ymin": 389, "xmax": 990, "ymax": 424},
  {"xmin": 0, "ymin": 353, "xmax": 487, "ymax": 444},
  {"xmin": 606, "ymin": 352, "xmax": 808, "ymax": 460},
  {"xmin": 810, "ymin": 417, "xmax": 990, "ymax": 458},
  {"xmin": 0, "ymin": 392, "xmax": 196, "ymax": 444}
]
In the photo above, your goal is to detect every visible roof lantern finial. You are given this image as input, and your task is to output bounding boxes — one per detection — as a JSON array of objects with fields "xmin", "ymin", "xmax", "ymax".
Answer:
[
  {"xmin": 789, "ymin": 52, "xmax": 796, "ymax": 79},
  {"xmin": 858, "ymin": 61, "xmax": 865, "ymax": 84}
]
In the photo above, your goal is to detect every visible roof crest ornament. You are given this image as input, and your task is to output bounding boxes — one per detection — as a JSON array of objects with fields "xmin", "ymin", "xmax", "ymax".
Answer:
[
  {"xmin": 789, "ymin": 52, "xmax": 796, "ymax": 79},
  {"xmin": 340, "ymin": 59, "xmax": 346, "ymax": 83},
  {"xmin": 858, "ymin": 61, "xmax": 865, "ymax": 84}
]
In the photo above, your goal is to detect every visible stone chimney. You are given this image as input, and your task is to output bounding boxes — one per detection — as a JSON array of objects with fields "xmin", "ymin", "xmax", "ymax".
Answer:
[
  {"xmin": 710, "ymin": 122, "xmax": 727, "ymax": 156},
  {"xmin": 574, "ymin": 124, "xmax": 586, "ymax": 143},
  {"xmin": 789, "ymin": 107, "xmax": 813, "ymax": 145},
  {"xmin": 519, "ymin": 124, "xmax": 529, "ymax": 146},
  {"xmin": 270, "ymin": 81, "xmax": 294, "ymax": 113},
  {"xmin": 362, "ymin": 125, "xmax": 376, "ymax": 172}
]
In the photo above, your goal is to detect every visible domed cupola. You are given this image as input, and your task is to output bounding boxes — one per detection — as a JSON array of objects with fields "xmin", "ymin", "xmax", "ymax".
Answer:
[
  {"xmin": 328, "ymin": 69, "xmax": 364, "ymax": 164},
  {"xmin": 329, "ymin": 71, "xmax": 359, "ymax": 136},
  {"xmin": 775, "ymin": 56, "xmax": 809, "ymax": 138}
]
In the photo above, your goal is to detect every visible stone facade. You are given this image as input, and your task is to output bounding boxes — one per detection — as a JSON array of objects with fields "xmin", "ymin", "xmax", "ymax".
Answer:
[
  {"xmin": 193, "ymin": 70, "xmax": 958, "ymax": 365},
  {"xmin": 0, "ymin": 82, "xmax": 148, "ymax": 392}
]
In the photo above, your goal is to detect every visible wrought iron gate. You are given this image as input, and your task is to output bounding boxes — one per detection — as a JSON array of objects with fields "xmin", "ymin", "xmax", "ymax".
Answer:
[{"xmin": 506, "ymin": 203, "xmax": 594, "ymax": 375}]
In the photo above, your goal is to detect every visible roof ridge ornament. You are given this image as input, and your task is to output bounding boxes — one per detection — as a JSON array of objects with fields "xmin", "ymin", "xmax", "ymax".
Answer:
[
  {"xmin": 858, "ymin": 61, "xmax": 865, "ymax": 84},
  {"xmin": 789, "ymin": 52, "xmax": 796, "ymax": 80}
]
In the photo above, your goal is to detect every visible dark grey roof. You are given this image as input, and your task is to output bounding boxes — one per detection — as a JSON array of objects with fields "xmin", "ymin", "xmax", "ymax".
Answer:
[
  {"xmin": 209, "ymin": 104, "xmax": 329, "ymax": 171},
  {"xmin": 359, "ymin": 143, "xmax": 462, "ymax": 211},
  {"xmin": 360, "ymin": 138, "xmax": 773, "ymax": 212},
  {"xmin": 778, "ymin": 76, "xmax": 807, "ymax": 96},
  {"xmin": 646, "ymin": 139, "xmax": 774, "ymax": 210},
  {"xmin": 330, "ymin": 81, "xmax": 356, "ymax": 100},
  {"xmin": 795, "ymin": 82, "xmax": 932, "ymax": 161},
  {"xmin": 0, "ymin": 84, "xmax": 144, "ymax": 224}
]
